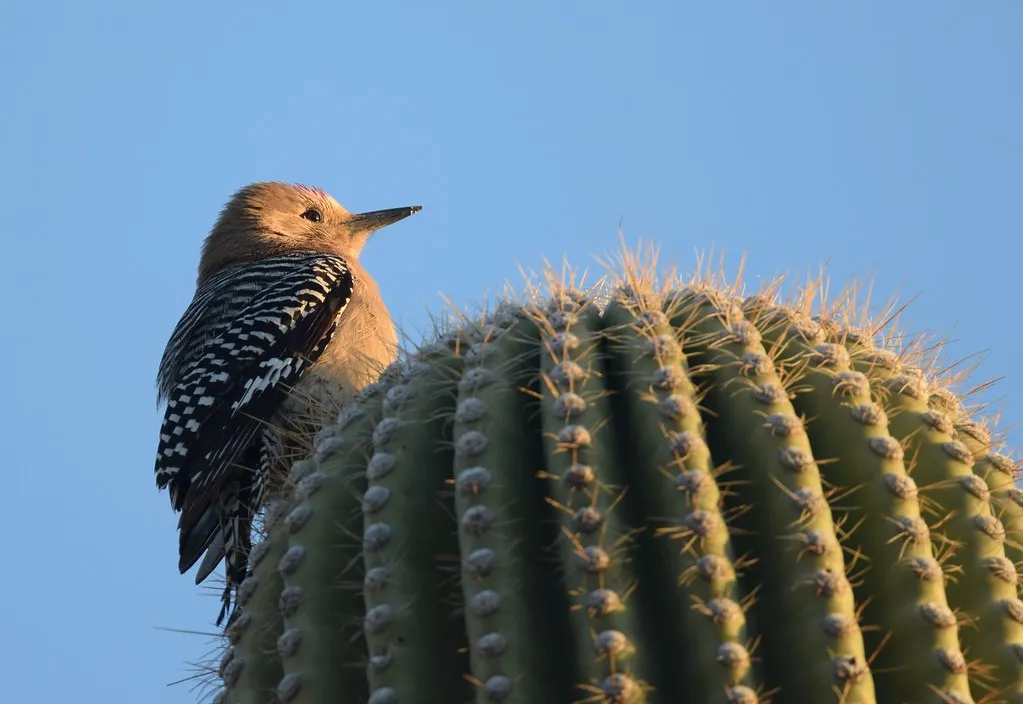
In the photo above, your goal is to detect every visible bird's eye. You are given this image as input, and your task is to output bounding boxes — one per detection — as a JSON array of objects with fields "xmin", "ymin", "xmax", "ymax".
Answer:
[{"xmin": 300, "ymin": 208, "xmax": 322, "ymax": 223}]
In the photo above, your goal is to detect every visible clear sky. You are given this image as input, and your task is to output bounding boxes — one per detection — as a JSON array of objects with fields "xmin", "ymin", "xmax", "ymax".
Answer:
[{"xmin": 2, "ymin": 1, "xmax": 1020, "ymax": 701}]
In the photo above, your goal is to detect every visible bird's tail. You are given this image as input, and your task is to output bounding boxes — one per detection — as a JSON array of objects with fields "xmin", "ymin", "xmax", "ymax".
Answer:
[
  {"xmin": 182, "ymin": 429, "xmax": 276, "ymax": 625},
  {"xmin": 177, "ymin": 479, "xmax": 257, "ymax": 626},
  {"xmin": 217, "ymin": 488, "xmax": 254, "ymax": 626},
  {"xmin": 214, "ymin": 480, "xmax": 257, "ymax": 626}
]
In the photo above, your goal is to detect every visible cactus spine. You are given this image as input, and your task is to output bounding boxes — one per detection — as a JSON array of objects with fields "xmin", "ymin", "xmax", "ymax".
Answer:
[{"xmin": 209, "ymin": 261, "xmax": 1021, "ymax": 704}]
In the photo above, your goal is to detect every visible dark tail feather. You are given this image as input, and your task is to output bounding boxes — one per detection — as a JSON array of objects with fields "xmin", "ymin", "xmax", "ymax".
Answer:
[
  {"xmin": 195, "ymin": 527, "xmax": 226, "ymax": 584},
  {"xmin": 215, "ymin": 487, "xmax": 254, "ymax": 626},
  {"xmin": 178, "ymin": 505, "xmax": 220, "ymax": 575}
]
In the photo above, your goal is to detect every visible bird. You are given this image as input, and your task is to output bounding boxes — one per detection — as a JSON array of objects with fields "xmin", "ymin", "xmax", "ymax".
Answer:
[{"xmin": 154, "ymin": 181, "xmax": 420, "ymax": 624}]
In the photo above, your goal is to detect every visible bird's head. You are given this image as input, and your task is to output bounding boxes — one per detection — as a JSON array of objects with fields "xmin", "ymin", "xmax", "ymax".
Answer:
[{"xmin": 198, "ymin": 181, "xmax": 420, "ymax": 283}]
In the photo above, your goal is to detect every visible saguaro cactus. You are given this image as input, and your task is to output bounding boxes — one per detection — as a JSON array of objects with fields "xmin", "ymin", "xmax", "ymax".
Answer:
[{"xmin": 209, "ymin": 257, "xmax": 1022, "ymax": 704}]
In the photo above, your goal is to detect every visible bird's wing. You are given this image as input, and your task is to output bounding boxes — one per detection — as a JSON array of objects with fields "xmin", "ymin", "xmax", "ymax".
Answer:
[
  {"xmin": 153, "ymin": 252, "xmax": 354, "ymax": 571},
  {"xmin": 157, "ymin": 263, "xmax": 264, "ymax": 402}
]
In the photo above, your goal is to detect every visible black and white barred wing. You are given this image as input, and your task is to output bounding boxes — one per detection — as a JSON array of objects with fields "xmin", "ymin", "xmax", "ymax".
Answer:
[
  {"xmin": 156, "ymin": 263, "xmax": 270, "ymax": 401},
  {"xmin": 154, "ymin": 252, "xmax": 354, "ymax": 572}
]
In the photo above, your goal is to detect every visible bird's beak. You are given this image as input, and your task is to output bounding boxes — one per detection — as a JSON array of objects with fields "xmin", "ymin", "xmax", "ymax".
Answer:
[{"xmin": 347, "ymin": 205, "xmax": 422, "ymax": 235}]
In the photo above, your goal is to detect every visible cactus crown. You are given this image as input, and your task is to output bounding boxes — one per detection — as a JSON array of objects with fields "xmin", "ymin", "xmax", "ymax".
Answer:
[{"xmin": 198, "ymin": 244, "xmax": 1020, "ymax": 704}]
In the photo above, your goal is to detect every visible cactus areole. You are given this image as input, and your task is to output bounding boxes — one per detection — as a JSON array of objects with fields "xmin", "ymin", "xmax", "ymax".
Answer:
[{"xmin": 209, "ymin": 258, "xmax": 1022, "ymax": 704}]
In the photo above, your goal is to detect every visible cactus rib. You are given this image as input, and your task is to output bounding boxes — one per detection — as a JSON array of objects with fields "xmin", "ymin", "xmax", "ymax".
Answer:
[
  {"xmin": 452, "ymin": 309, "xmax": 574, "ymax": 703},
  {"xmin": 273, "ymin": 397, "xmax": 382, "ymax": 704},
  {"xmin": 601, "ymin": 295, "xmax": 756, "ymax": 703},
  {"xmin": 672, "ymin": 288, "xmax": 874, "ymax": 704}
]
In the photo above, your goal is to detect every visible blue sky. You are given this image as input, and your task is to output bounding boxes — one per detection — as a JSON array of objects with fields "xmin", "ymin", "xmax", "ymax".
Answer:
[{"xmin": 2, "ymin": 1, "xmax": 1020, "ymax": 701}]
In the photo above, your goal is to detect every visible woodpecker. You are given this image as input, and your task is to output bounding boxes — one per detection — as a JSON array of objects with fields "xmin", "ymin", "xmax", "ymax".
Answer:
[{"xmin": 155, "ymin": 182, "xmax": 419, "ymax": 624}]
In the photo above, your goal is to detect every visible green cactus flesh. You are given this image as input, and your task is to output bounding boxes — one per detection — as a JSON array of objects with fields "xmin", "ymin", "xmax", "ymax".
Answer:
[{"xmin": 211, "ymin": 276, "xmax": 1022, "ymax": 704}]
